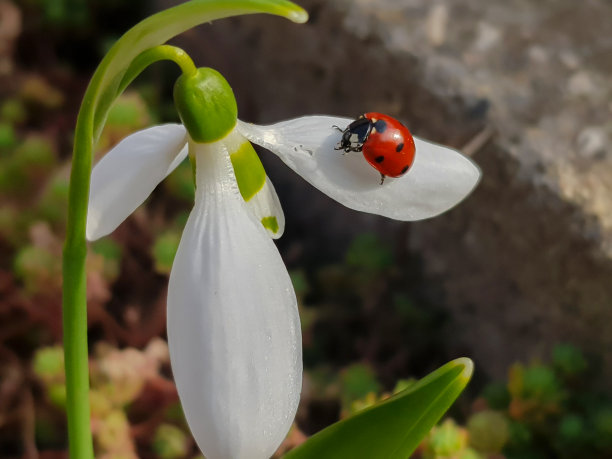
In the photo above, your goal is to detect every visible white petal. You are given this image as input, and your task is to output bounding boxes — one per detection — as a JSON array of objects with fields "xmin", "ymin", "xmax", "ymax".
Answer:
[
  {"xmin": 237, "ymin": 116, "xmax": 481, "ymax": 221},
  {"xmin": 86, "ymin": 124, "xmax": 188, "ymax": 240},
  {"xmin": 167, "ymin": 131, "xmax": 302, "ymax": 459},
  {"xmin": 244, "ymin": 176, "xmax": 285, "ymax": 238}
]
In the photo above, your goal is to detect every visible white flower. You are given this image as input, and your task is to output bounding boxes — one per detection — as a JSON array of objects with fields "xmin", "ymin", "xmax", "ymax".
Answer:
[{"xmin": 86, "ymin": 115, "xmax": 480, "ymax": 459}]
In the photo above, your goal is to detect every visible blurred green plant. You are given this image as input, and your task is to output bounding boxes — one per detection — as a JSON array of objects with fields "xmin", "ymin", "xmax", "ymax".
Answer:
[
  {"xmin": 552, "ymin": 343, "xmax": 588, "ymax": 379},
  {"xmin": 416, "ymin": 343, "xmax": 612, "ymax": 459},
  {"xmin": 1, "ymin": 98, "xmax": 27, "ymax": 125},
  {"xmin": 0, "ymin": 135, "xmax": 56, "ymax": 196},
  {"xmin": 20, "ymin": 76, "xmax": 64, "ymax": 110},
  {"xmin": 345, "ymin": 232, "xmax": 394, "ymax": 273},
  {"xmin": 332, "ymin": 343, "xmax": 611, "ymax": 458},
  {"xmin": 344, "ymin": 378, "xmax": 416, "ymax": 417},
  {"xmin": 97, "ymin": 91, "xmax": 153, "ymax": 152},
  {"xmin": 339, "ymin": 363, "xmax": 382, "ymax": 416},
  {"xmin": 421, "ymin": 419, "xmax": 480, "ymax": 459},
  {"xmin": 32, "ymin": 340, "xmax": 181, "ymax": 457},
  {"xmin": 0, "ymin": 122, "xmax": 17, "ymax": 149},
  {"xmin": 507, "ymin": 362, "xmax": 565, "ymax": 423},
  {"xmin": 95, "ymin": 409, "xmax": 137, "ymax": 459},
  {"xmin": 90, "ymin": 238, "xmax": 122, "ymax": 282},
  {"xmin": 467, "ymin": 410, "xmax": 509, "ymax": 454},
  {"xmin": 27, "ymin": 0, "xmax": 89, "ymax": 28},
  {"xmin": 152, "ymin": 424, "xmax": 190, "ymax": 459},
  {"xmin": 152, "ymin": 231, "xmax": 181, "ymax": 275},
  {"xmin": 14, "ymin": 244, "xmax": 62, "ymax": 295},
  {"xmin": 33, "ymin": 346, "xmax": 65, "ymax": 391},
  {"xmin": 163, "ymin": 160, "xmax": 195, "ymax": 203},
  {"xmin": 36, "ymin": 174, "xmax": 70, "ymax": 228}
]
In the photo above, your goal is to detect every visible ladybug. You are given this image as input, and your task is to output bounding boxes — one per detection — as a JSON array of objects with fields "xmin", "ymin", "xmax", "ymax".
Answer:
[{"xmin": 335, "ymin": 112, "xmax": 416, "ymax": 184}]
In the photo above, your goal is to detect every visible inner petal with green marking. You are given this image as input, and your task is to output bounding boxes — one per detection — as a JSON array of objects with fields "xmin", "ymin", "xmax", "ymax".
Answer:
[
  {"xmin": 230, "ymin": 141, "xmax": 266, "ymax": 201},
  {"xmin": 221, "ymin": 131, "xmax": 285, "ymax": 239}
]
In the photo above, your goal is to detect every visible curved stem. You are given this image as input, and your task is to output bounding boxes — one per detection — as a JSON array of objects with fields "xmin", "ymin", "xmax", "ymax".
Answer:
[
  {"xmin": 120, "ymin": 45, "xmax": 197, "ymax": 92},
  {"xmin": 61, "ymin": 2, "xmax": 307, "ymax": 458},
  {"xmin": 61, "ymin": 46, "xmax": 195, "ymax": 459}
]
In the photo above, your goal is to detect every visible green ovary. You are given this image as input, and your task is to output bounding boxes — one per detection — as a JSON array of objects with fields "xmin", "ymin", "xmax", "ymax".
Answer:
[
  {"xmin": 261, "ymin": 216, "xmax": 279, "ymax": 233},
  {"xmin": 173, "ymin": 67, "xmax": 237, "ymax": 143},
  {"xmin": 230, "ymin": 141, "xmax": 265, "ymax": 201}
]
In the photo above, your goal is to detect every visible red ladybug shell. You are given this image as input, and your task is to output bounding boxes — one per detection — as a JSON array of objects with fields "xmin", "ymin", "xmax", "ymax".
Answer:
[{"xmin": 361, "ymin": 112, "xmax": 416, "ymax": 178}]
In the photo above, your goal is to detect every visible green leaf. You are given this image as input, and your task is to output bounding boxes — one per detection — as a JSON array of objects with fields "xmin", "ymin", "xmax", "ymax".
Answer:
[{"xmin": 286, "ymin": 358, "xmax": 473, "ymax": 459}]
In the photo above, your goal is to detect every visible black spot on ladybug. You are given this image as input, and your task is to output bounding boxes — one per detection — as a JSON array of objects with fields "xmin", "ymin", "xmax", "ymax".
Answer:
[
  {"xmin": 401, "ymin": 165, "xmax": 410, "ymax": 174},
  {"xmin": 373, "ymin": 119, "xmax": 387, "ymax": 133},
  {"xmin": 395, "ymin": 142, "xmax": 404, "ymax": 152},
  {"xmin": 375, "ymin": 155, "xmax": 385, "ymax": 163}
]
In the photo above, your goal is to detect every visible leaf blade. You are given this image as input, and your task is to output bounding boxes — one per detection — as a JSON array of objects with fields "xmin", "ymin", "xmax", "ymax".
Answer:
[{"xmin": 285, "ymin": 358, "xmax": 473, "ymax": 459}]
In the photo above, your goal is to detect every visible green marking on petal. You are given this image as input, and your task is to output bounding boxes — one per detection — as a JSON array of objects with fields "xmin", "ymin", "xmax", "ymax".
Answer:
[
  {"xmin": 230, "ymin": 141, "xmax": 265, "ymax": 201},
  {"xmin": 261, "ymin": 216, "xmax": 279, "ymax": 234}
]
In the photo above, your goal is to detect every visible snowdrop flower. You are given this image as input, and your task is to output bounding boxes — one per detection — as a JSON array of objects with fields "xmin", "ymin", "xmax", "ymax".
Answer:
[{"xmin": 86, "ymin": 67, "xmax": 480, "ymax": 459}]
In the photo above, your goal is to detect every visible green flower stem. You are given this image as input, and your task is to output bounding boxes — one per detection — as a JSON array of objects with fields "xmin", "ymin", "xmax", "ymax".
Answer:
[
  {"xmin": 62, "ymin": 46, "xmax": 195, "ymax": 459},
  {"xmin": 62, "ymin": 1, "xmax": 307, "ymax": 458},
  {"xmin": 120, "ymin": 45, "xmax": 197, "ymax": 93}
]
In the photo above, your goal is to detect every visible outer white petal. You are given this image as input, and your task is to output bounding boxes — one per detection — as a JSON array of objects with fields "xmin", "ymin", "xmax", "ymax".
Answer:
[
  {"xmin": 237, "ymin": 116, "xmax": 481, "ymax": 221},
  {"xmin": 86, "ymin": 124, "xmax": 188, "ymax": 240},
  {"xmin": 167, "ymin": 130, "xmax": 301, "ymax": 459}
]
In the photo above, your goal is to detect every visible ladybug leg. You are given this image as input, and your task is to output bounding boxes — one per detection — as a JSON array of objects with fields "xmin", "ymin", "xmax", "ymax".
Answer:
[
  {"xmin": 379, "ymin": 173, "xmax": 386, "ymax": 185},
  {"xmin": 341, "ymin": 146, "xmax": 361, "ymax": 155},
  {"xmin": 332, "ymin": 125, "xmax": 344, "ymax": 132},
  {"xmin": 336, "ymin": 144, "xmax": 363, "ymax": 154},
  {"xmin": 334, "ymin": 144, "xmax": 354, "ymax": 153}
]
